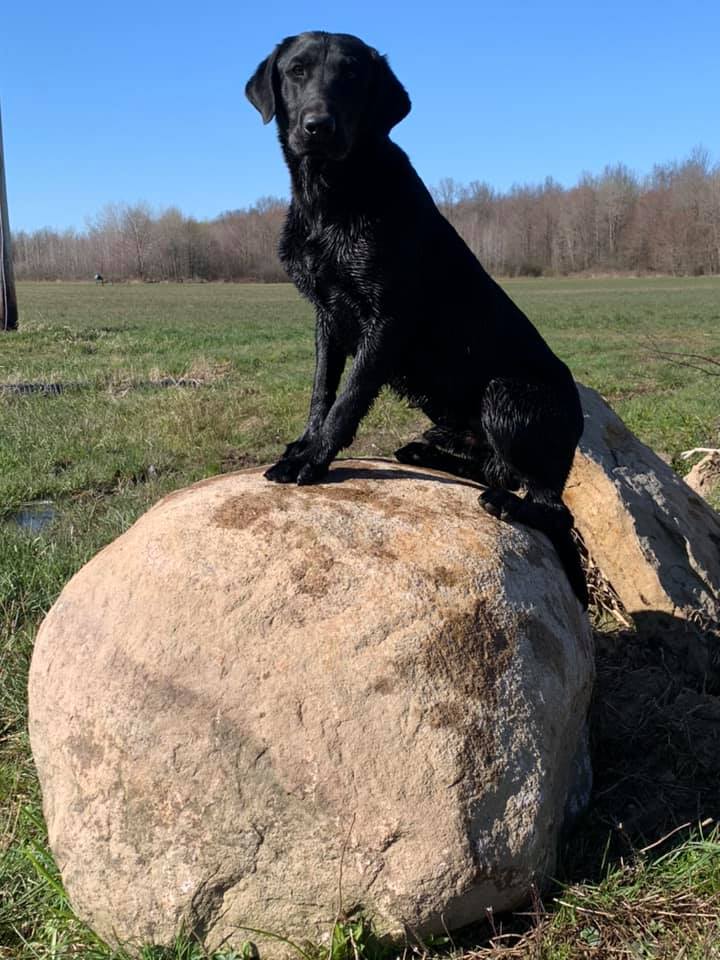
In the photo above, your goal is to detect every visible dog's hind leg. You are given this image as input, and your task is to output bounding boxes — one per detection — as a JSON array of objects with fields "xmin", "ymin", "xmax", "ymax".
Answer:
[
  {"xmin": 395, "ymin": 426, "xmax": 510, "ymax": 485},
  {"xmin": 477, "ymin": 377, "xmax": 588, "ymax": 607}
]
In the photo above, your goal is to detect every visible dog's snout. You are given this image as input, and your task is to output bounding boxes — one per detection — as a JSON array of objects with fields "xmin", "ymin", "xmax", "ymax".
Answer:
[{"xmin": 303, "ymin": 113, "xmax": 336, "ymax": 138}]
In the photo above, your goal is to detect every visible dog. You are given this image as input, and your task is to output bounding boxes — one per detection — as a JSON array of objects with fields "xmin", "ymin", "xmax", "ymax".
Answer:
[{"xmin": 246, "ymin": 31, "xmax": 588, "ymax": 607}]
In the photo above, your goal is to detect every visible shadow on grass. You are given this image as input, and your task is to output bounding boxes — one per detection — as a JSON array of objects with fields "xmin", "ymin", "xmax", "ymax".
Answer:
[{"xmin": 562, "ymin": 610, "xmax": 720, "ymax": 882}]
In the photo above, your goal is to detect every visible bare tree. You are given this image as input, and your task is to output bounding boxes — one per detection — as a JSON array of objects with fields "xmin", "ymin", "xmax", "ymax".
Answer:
[
  {"xmin": 432, "ymin": 177, "xmax": 462, "ymax": 225},
  {"xmin": 10, "ymin": 149, "xmax": 720, "ymax": 282},
  {"xmin": 120, "ymin": 203, "xmax": 156, "ymax": 280},
  {"xmin": 596, "ymin": 164, "xmax": 638, "ymax": 265}
]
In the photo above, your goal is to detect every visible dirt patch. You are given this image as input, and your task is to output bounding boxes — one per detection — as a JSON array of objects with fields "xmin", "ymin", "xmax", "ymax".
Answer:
[
  {"xmin": 213, "ymin": 474, "xmax": 444, "ymax": 534},
  {"xmin": 108, "ymin": 376, "xmax": 205, "ymax": 398},
  {"xmin": 426, "ymin": 598, "xmax": 516, "ymax": 704},
  {"xmin": 393, "ymin": 598, "xmax": 517, "ymax": 786},
  {"xmin": 368, "ymin": 543, "xmax": 400, "ymax": 562},
  {"xmin": 370, "ymin": 676, "xmax": 396, "ymax": 696},
  {"xmin": 213, "ymin": 489, "xmax": 294, "ymax": 529},
  {"xmin": 289, "ymin": 548, "xmax": 334, "ymax": 597},
  {"xmin": 307, "ymin": 482, "xmax": 417, "ymax": 522},
  {"xmin": 432, "ymin": 565, "xmax": 464, "ymax": 588}
]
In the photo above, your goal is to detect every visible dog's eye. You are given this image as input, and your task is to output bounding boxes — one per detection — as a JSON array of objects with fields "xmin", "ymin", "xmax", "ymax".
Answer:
[{"xmin": 290, "ymin": 63, "xmax": 305, "ymax": 79}]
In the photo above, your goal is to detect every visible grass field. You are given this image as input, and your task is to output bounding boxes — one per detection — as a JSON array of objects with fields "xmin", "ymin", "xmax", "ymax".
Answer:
[{"xmin": 2, "ymin": 278, "xmax": 720, "ymax": 959}]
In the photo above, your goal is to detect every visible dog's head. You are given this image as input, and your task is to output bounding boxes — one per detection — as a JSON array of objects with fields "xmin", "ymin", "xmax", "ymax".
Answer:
[{"xmin": 246, "ymin": 32, "xmax": 411, "ymax": 160}]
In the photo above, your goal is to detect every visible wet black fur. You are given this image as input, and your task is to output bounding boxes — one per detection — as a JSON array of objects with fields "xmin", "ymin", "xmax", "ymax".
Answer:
[{"xmin": 246, "ymin": 31, "xmax": 588, "ymax": 607}]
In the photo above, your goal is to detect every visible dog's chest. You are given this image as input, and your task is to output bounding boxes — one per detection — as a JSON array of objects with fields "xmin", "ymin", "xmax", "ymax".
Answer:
[{"xmin": 282, "ymin": 218, "xmax": 381, "ymax": 318}]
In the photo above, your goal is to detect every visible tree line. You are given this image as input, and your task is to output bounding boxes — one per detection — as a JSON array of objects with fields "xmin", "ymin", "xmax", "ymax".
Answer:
[{"xmin": 12, "ymin": 149, "xmax": 720, "ymax": 282}]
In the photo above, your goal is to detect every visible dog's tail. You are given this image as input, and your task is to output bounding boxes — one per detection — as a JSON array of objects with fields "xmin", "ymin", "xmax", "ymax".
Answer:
[
  {"xmin": 523, "ymin": 495, "xmax": 588, "ymax": 609},
  {"xmin": 480, "ymin": 487, "xmax": 588, "ymax": 608},
  {"xmin": 545, "ymin": 523, "xmax": 588, "ymax": 609}
]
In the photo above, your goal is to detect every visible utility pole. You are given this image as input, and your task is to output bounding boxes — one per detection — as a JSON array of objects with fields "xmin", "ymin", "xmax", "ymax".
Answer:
[{"xmin": 0, "ymin": 102, "xmax": 18, "ymax": 332}]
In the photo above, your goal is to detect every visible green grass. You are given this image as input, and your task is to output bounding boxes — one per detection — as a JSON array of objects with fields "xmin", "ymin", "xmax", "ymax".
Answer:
[
  {"xmin": 2, "ymin": 278, "xmax": 720, "ymax": 960},
  {"xmin": 0, "ymin": 282, "xmax": 422, "ymax": 513},
  {"xmin": 1, "ymin": 278, "xmax": 719, "ymax": 515}
]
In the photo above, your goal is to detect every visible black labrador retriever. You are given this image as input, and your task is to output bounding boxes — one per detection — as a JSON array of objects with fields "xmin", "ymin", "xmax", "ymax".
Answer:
[{"xmin": 246, "ymin": 32, "xmax": 588, "ymax": 607}]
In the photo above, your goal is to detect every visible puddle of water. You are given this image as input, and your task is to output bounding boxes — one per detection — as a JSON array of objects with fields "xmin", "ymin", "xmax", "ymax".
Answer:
[{"xmin": 9, "ymin": 501, "xmax": 57, "ymax": 534}]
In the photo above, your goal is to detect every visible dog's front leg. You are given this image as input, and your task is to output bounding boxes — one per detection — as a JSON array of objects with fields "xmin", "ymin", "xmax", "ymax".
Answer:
[
  {"xmin": 265, "ymin": 319, "xmax": 346, "ymax": 482},
  {"xmin": 285, "ymin": 321, "xmax": 346, "ymax": 455},
  {"xmin": 266, "ymin": 325, "xmax": 393, "ymax": 485},
  {"xmin": 294, "ymin": 329, "xmax": 394, "ymax": 484}
]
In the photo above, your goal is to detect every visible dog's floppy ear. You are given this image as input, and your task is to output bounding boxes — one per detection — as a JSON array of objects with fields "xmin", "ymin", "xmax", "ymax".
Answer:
[
  {"xmin": 367, "ymin": 49, "xmax": 411, "ymax": 135},
  {"xmin": 246, "ymin": 43, "xmax": 285, "ymax": 124}
]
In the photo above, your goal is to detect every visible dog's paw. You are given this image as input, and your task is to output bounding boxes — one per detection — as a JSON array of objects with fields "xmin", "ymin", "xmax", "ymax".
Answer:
[
  {"xmin": 395, "ymin": 441, "xmax": 431, "ymax": 465},
  {"xmin": 264, "ymin": 458, "xmax": 303, "ymax": 483},
  {"xmin": 282, "ymin": 434, "xmax": 312, "ymax": 460},
  {"xmin": 296, "ymin": 461, "xmax": 329, "ymax": 485},
  {"xmin": 479, "ymin": 488, "xmax": 518, "ymax": 522}
]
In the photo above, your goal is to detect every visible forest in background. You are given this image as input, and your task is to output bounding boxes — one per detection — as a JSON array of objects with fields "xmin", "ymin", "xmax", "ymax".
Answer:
[{"xmin": 12, "ymin": 148, "xmax": 720, "ymax": 282}]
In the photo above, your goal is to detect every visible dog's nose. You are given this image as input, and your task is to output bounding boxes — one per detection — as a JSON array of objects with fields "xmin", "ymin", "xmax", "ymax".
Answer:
[{"xmin": 303, "ymin": 114, "xmax": 336, "ymax": 138}]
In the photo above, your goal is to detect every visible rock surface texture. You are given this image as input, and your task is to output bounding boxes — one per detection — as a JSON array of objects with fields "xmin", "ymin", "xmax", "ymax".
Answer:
[
  {"xmin": 29, "ymin": 460, "xmax": 593, "ymax": 955},
  {"xmin": 566, "ymin": 385, "xmax": 720, "ymax": 622}
]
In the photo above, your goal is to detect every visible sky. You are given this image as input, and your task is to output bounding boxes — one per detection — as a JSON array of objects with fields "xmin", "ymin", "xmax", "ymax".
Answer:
[{"xmin": 2, "ymin": 0, "xmax": 719, "ymax": 232}]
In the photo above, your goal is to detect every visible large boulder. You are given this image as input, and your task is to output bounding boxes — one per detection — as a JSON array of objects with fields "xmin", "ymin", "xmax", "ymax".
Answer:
[
  {"xmin": 566, "ymin": 385, "xmax": 720, "ymax": 623},
  {"xmin": 29, "ymin": 460, "xmax": 593, "ymax": 955}
]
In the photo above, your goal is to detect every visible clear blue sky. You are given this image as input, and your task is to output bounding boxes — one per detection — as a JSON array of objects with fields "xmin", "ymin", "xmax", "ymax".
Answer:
[{"xmin": 2, "ymin": 0, "xmax": 719, "ymax": 232}]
